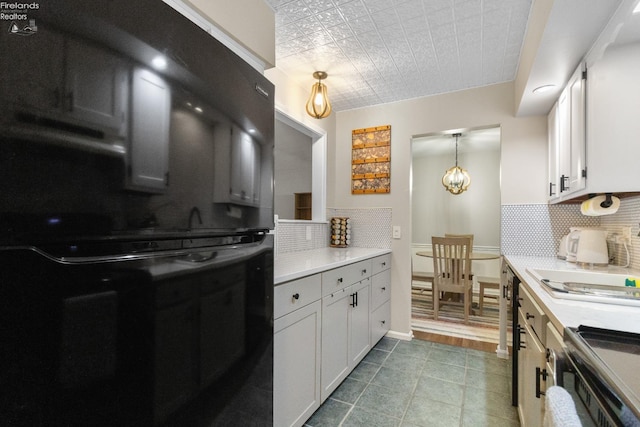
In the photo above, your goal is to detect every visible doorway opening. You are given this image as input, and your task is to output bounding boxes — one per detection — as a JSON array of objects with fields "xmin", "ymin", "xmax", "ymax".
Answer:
[{"xmin": 410, "ymin": 126, "xmax": 502, "ymax": 341}]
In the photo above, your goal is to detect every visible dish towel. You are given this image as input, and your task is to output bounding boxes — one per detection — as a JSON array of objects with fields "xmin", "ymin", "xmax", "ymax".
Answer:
[{"xmin": 544, "ymin": 386, "xmax": 583, "ymax": 427}]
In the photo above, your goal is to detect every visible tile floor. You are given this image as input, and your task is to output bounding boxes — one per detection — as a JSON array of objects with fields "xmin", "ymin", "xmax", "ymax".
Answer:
[{"xmin": 305, "ymin": 337, "xmax": 520, "ymax": 427}]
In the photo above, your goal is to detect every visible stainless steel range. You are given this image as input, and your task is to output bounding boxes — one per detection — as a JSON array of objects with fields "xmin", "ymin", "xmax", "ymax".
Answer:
[{"xmin": 562, "ymin": 326, "xmax": 640, "ymax": 427}]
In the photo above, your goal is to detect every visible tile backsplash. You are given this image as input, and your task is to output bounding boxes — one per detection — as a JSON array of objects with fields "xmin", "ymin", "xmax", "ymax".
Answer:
[
  {"xmin": 502, "ymin": 196, "xmax": 640, "ymax": 269},
  {"xmin": 275, "ymin": 207, "xmax": 392, "ymax": 255}
]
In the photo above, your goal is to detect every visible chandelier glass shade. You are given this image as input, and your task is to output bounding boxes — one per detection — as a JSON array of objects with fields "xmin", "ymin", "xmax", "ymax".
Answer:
[
  {"xmin": 305, "ymin": 71, "xmax": 332, "ymax": 119},
  {"xmin": 442, "ymin": 133, "xmax": 471, "ymax": 194}
]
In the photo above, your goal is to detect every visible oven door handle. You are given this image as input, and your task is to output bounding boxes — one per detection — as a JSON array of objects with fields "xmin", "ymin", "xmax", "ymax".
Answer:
[{"xmin": 547, "ymin": 348, "xmax": 564, "ymax": 387}]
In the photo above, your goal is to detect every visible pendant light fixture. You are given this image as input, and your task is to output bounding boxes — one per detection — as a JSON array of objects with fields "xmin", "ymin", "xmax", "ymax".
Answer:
[
  {"xmin": 305, "ymin": 71, "xmax": 332, "ymax": 119},
  {"xmin": 442, "ymin": 133, "xmax": 471, "ymax": 194}
]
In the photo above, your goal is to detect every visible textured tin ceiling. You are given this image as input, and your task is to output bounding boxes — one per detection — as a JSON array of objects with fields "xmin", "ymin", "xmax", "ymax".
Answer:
[{"xmin": 265, "ymin": 0, "xmax": 533, "ymax": 112}]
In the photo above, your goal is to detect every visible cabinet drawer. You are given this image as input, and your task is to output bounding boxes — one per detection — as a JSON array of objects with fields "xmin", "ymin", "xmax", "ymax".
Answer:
[
  {"xmin": 519, "ymin": 286, "xmax": 548, "ymax": 344},
  {"xmin": 371, "ymin": 300, "xmax": 390, "ymax": 345},
  {"xmin": 371, "ymin": 254, "xmax": 391, "ymax": 275},
  {"xmin": 321, "ymin": 259, "xmax": 371, "ymax": 296},
  {"xmin": 275, "ymin": 274, "xmax": 321, "ymax": 319},
  {"xmin": 371, "ymin": 269, "xmax": 391, "ymax": 310}
]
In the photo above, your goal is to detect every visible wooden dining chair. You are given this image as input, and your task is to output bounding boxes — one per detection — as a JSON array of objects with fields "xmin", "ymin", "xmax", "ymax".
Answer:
[
  {"xmin": 444, "ymin": 233, "xmax": 474, "ymax": 250},
  {"xmin": 431, "ymin": 236, "xmax": 473, "ymax": 323}
]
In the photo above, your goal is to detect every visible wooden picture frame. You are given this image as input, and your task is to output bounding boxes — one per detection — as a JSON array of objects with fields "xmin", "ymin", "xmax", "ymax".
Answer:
[{"xmin": 351, "ymin": 125, "xmax": 391, "ymax": 194}]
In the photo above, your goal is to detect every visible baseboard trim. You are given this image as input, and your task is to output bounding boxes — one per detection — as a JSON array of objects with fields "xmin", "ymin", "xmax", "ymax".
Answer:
[{"xmin": 385, "ymin": 329, "xmax": 413, "ymax": 341}]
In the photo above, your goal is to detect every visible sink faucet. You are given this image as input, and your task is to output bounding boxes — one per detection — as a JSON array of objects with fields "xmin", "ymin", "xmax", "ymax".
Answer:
[{"xmin": 189, "ymin": 207, "xmax": 202, "ymax": 229}]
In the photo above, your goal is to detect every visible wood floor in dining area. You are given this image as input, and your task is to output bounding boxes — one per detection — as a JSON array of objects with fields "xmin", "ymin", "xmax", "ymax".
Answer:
[{"xmin": 411, "ymin": 284, "xmax": 513, "ymax": 352}]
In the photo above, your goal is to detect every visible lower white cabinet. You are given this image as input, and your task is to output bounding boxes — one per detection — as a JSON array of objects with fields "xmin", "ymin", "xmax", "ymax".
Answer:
[
  {"xmin": 274, "ymin": 252, "xmax": 391, "ymax": 426},
  {"xmin": 370, "ymin": 255, "xmax": 391, "ymax": 345},
  {"xmin": 274, "ymin": 274, "xmax": 322, "ymax": 427},
  {"xmin": 517, "ymin": 288, "xmax": 548, "ymax": 427},
  {"xmin": 320, "ymin": 278, "xmax": 370, "ymax": 402},
  {"xmin": 274, "ymin": 299, "xmax": 322, "ymax": 427}
]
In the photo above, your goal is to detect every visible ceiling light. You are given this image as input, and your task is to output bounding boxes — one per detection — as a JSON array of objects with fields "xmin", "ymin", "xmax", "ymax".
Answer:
[
  {"xmin": 532, "ymin": 84, "xmax": 556, "ymax": 94},
  {"xmin": 442, "ymin": 133, "xmax": 471, "ymax": 195},
  {"xmin": 305, "ymin": 71, "xmax": 332, "ymax": 119}
]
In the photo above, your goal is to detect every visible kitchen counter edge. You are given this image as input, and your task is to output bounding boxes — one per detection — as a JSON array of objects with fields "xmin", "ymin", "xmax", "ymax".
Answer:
[
  {"xmin": 275, "ymin": 247, "xmax": 391, "ymax": 285},
  {"xmin": 504, "ymin": 255, "xmax": 640, "ymax": 335}
]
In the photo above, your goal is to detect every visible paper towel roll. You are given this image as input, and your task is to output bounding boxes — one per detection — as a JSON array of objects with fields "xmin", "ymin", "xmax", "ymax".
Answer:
[{"xmin": 581, "ymin": 195, "xmax": 620, "ymax": 216}]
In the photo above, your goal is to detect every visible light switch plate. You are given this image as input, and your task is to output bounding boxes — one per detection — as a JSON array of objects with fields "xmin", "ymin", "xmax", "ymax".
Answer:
[{"xmin": 392, "ymin": 225, "xmax": 401, "ymax": 239}]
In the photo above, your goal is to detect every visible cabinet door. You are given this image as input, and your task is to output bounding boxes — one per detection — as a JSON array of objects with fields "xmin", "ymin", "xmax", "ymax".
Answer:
[
  {"xmin": 274, "ymin": 300, "xmax": 321, "ymax": 427},
  {"xmin": 154, "ymin": 302, "xmax": 197, "ymax": 424},
  {"xmin": 65, "ymin": 38, "xmax": 128, "ymax": 132},
  {"xmin": 128, "ymin": 68, "xmax": 171, "ymax": 192},
  {"xmin": 230, "ymin": 127, "xmax": 260, "ymax": 205},
  {"xmin": 0, "ymin": 27, "xmax": 64, "ymax": 113},
  {"xmin": 321, "ymin": 287, "xmax": 350, "ymax": 402},
  {"xmin": 547, "ymin": 102, "xmax": 559, "ymax": 200},
  {"xmin": 568, "ymin": 69, "xmax": 586, "ymax": 193},
  {"xmin": 517, "ymin": 309, "xmax": 546, "ymax": 427},
  {"xmin": 349, "ymin": 279, "xmax": 370, "ymax": 367},
  {"xmin": 556, "ymin": 65, "xmax": 586, "ymax": 198}
]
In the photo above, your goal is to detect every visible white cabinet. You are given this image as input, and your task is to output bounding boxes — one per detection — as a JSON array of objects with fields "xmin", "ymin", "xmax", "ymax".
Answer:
[
  {"xmin": 585, "ymin": 42, "xmax": 640, "ymax": 195},
  {"xmin": 320, "ymin": 278, "xmax": 371, "ymax": 401},
  {"xmin": 274, "ymin": 251, "xmax": 391, "ymax": 425},
  {"xmin": 274, "ymin": 275, "xmax": 322, "ymax": 427},
  {"xmin": 127, "ymin": 68, "xmax": 171, "ymax": 192},
  {"xmin": 370, "ymin": 254, "xmax": 391, "ymax": 345},
  {"xmin": 214, "ymin": 124, "xmax": 262, "ymax": 207},
  {"xmin": 516, "ymin": 286, "xmax": 549, "ymax": 427},
  {"xmin": 548, "ymin": 64, "xmax": 586, "ymax": 201},
  {"xmin": 320, "ymin": 259, "xmax": 372, "ymax": 401}
]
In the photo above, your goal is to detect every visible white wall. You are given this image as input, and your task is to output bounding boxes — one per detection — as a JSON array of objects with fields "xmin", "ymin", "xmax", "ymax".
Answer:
[
  {"xmin": 182, "ymin": 0, "xmax": 276, "ymax": 67},
  {"xmin": 265, "ymin": 67, "xmax": 336, "ymax": 146},
  {"xmin": 412, "ymin": 149, "xmax": 501, "ymax": 247},
  {"xmin": 333, "ymin": 82, "xmax": 548, "ymax": 338}
]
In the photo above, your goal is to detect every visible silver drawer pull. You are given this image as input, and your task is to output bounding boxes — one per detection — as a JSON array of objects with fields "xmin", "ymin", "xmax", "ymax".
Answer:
[{"xmin": 292, "ymin": 293, "xmax": 299, "ymax": 300}]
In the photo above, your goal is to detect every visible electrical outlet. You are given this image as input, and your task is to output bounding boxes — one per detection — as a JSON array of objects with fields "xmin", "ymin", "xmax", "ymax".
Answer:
[
  {"xmin": 392, "ymin": 225, "xmax": 401, "ymax": 239},
  {"xmin": 622, "ymin": 226, "xmax": 632, "ymax": 241}
]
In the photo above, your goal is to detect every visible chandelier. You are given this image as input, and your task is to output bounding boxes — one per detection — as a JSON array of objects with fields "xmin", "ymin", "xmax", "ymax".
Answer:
[
  {"xmin": 442, "ymin": 133, "xmax": 471, "ymax": 194},
  {"xmin": 305, "ymin": 71, "xmax": 332, "ymax": 119}
]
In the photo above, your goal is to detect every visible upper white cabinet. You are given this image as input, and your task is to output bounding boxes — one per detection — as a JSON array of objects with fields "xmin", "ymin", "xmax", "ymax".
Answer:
[
  {"xmin": 547, "ymin": 64, "xmax": 586, "ymax": 202},
  {"xmin": 585, "ymin": 42, "xmax": 640, "ymax": 195},
  {"xmin": 214, "ymin": 124, "xmax": 262, "ymax": 207},
  {"xmin": 127, "ymin": 68, "xmax": 171, "ymax": 192}
]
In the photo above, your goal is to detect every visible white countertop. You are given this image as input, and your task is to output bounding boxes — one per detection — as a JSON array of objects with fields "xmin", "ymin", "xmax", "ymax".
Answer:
[
  {"xmin": 275, "ymin": 247, "xmax": 391, "ymax": 284},
  {"xmin": 505, "ymin": 255, "xmax": 640, "ymax": 335}
]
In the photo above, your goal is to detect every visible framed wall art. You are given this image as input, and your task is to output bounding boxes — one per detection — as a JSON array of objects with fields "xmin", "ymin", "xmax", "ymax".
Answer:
[{"xmin": 351, "ymin": 125, "xmax": 391, "ymax": 194}]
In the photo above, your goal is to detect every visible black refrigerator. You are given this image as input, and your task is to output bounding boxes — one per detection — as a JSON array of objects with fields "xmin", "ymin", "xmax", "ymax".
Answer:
[{"xmin": 0, "ymin": 0, "xmax": 275, "ymax": 425}]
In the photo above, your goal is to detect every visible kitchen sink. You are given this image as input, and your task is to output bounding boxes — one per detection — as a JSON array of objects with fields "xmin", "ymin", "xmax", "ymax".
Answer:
[{"xmin": 526, "ymin": 268, "xmax": 640, "ymax": 307}]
